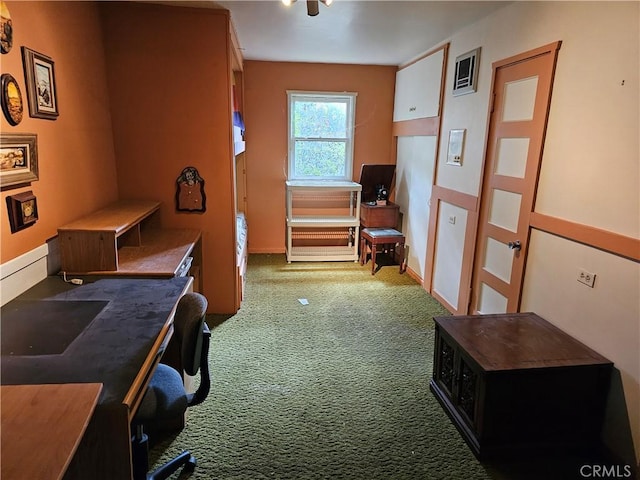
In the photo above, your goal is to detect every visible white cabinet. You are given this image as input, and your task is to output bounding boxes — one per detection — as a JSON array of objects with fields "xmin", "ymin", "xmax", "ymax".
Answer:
[
  {"xmin": 285, "ymin": 180, "xmax": 362, "ymax": 262},
  {"xmin": 393, "ymin": 49, "xmax": 444, "ymax": 122}
]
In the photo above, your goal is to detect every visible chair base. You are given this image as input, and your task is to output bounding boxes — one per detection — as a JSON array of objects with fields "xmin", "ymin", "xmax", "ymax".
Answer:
[
  {"xmin": 132, "ymin": 426, "xmax": 197, "ymax": 480},
  {"xmin": 148, "ymin": 451, "xmax": 196, "ymax": 480}
]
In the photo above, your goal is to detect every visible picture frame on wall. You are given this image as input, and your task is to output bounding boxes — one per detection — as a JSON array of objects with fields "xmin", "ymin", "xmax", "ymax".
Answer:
[
  {"xmin": 21, "ymin": 46, "xmax": 59, "ymax": 120},
  {"xmin": 6, "ymin": 190, "xmax": 38, "ymax": 232},
  {"xmin": 0, "ymin": 133, "xmax": 38, "ymax": 188},
  {"xmin": 0, "ymin": 73, "xmax": 24, "ymax": 125}
]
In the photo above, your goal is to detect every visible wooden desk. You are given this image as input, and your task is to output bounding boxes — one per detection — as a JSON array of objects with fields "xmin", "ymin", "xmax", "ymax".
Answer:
[
  {"xmin": 1, "ymin": 383, "xmax": 102, "ymax": 480},
  {"xmin": 1, "ymin": 276, "xmax": 192, "ymax": 479}
]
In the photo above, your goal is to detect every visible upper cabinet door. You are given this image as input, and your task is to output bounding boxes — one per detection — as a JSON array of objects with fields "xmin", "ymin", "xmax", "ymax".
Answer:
[{"xmin": 393, "ymin": 49, "xmax": 444, "ymax": 122}]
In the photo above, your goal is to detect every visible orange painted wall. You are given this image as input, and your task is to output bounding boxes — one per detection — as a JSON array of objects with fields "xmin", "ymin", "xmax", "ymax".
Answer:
[
  {"xmin": 100, "ymin": 3, "xmax": 238, "ymax": 313},
  {"xmin": 243, "ymin": 61, "xmax": 397, "ymax": 253},
  {"xmin": 1, "ymin": 1, "xmax": 118, "ymax": 263}
]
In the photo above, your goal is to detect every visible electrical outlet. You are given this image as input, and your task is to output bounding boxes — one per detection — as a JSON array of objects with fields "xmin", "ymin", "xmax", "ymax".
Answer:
[{"xmin": 577, "ymin": 269, "xmax": 596, "ymax": 288}]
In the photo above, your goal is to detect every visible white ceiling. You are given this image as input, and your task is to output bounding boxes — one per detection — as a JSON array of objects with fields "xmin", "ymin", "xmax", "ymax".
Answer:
[{"xmin": 213, "ymin": 0, "xmax": 508, "ymax": 66}]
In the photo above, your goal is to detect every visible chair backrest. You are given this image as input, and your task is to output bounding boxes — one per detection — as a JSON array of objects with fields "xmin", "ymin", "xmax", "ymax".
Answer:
[{"xmin": 173, "ymin": 292, "xmax": 211, "ymax": 407}]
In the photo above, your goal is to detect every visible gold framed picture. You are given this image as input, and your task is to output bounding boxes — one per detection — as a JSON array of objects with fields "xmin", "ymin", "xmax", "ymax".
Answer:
[
  {"xmin": 0, "ymin": 2, "xmax": 13, "ymax": 54},
  {"xmin": 0, "ymin": 133, "xmax": 38, "ymax": 188},
  {"xmin": 7, "ymin": 190, "xmax": 38, "ymax": 232},
  {"xmin": 1, "ymin": 73, "xmax": 24, "ymax": 125},
  {"xmin": 21, "ymin": 46, "xmax": 59, "ymax": 120}
]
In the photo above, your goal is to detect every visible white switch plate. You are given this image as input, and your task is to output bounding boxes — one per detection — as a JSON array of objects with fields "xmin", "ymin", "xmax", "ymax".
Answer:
[
  {"xmin": 448, "ymin": 215, "xmax": 456, "ymax": 225},
  {"xmin": 577, "ymin": 269, "xmax": 596, "ymax": 288}
]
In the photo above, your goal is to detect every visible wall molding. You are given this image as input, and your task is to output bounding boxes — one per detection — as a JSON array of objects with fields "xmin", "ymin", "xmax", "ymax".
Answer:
[
  {"xmin": 424, "ymin": 184, "xmax": 639, "ymax": 316},
  {"xmin": 392, "ymin": 116, "xmax": 440, "ymax": 137},
  {"xmin": 405, "ymin": 265, "xmax": 423, "ymax": 286},
  {"xmin": 0, "ymin": 244, "xmax": 49, "ymax": 306},
  {"xmin": 530, "ymin": 212, "xmax": 640, "ymax": 262},
  {"xmin": 425, "ymin": 185, "xmax": 479, "ymax": 314},
  {"xmin": 398, "ymin": 43, "xmax": 449, "ymax": 70}
]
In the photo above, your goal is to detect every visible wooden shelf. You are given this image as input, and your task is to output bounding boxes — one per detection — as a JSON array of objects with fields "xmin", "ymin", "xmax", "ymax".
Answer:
[
  {"xmin": 105, "ymin": 228, "xmax": 201, "ymax": 277},
  {"xmin": 287, "ymin": 246, "xmax": 359, "ymax": 262},
  {"xmin": 287, "ymin": 215, "xmax": 359, "ymax": 228},
  {"xmin": 58, "ymin": 200, "xmax": 202, "ymax": 283}
]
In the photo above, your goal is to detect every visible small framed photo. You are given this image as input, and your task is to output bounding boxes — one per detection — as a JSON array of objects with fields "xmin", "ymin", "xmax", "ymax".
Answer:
[
  {"xmin": 6, "ymin": 190, "xmax": 38, "ymax": 232},
  {"xmin": 21, "ymin": 46, "xmax": 59, "ymax": 120},
  {"xmin": 0, "ymin": 133, "xmax": 39, "ymax": 188}
]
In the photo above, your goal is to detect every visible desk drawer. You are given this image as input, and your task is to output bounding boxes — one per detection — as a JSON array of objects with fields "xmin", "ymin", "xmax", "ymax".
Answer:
[{"xmin": 177, "ymin": 256, "xmax": 193, "ymax": 277}]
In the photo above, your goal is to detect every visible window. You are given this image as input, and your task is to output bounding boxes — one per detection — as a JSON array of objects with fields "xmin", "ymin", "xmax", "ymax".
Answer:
[{"xmin": 287, "ymin": 91, "xmax": 357, "ymax": 181}]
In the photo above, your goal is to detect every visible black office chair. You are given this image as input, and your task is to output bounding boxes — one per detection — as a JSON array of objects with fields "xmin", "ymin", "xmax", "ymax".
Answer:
[{"xmin": 132, "ymin": 292, "xmax": 211, "ymax": 480}]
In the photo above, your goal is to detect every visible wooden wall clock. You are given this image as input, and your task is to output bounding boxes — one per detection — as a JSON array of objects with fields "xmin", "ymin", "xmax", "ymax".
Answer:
[{"xmin": 6, "ymin": 190, "xmax": 38, "ymax": 232}]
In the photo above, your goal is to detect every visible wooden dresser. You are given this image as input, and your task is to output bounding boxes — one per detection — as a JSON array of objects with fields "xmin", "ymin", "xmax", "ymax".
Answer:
[
  {"xmin": 430, "ymin": 312, "xmax": 612, "ymax": 459},
  {"xmin": 58, "ymin": 200, "xmax": 202, "ymax": 290}
]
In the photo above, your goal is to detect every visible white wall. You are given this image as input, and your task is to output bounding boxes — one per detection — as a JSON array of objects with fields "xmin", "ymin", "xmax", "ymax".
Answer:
[
  {"xmin": 432, "ymin": 202, "xmax": 467, "ymax": 307},
  {"xmin": 522, "ymin": 230, "xmax": 640, "ymax": 461},
  {"xmin": 422, "ymin": 0, "xmax": 639, "ymax": 465},
  {"xmin": 395, "ymin": 135, "xmax": 437, "ymax": 276}
]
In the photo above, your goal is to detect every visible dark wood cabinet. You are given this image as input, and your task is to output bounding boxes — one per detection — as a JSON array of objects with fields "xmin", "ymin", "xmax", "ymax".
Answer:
[{"xmin": 430, "ymin": 312, "xmax": 613, "ymax": 459}]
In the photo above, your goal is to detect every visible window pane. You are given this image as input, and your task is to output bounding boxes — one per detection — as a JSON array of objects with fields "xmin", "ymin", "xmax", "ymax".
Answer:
[
  {"xmin": 294, "ymin": 101, "xmax": 347, "ymax": 138},
  {"xmin": 287, "ymin": 91, "xmax": 355, "ymax": 181},
  {"xmin": 294, "ymin": 140, "xmax": 346, "ymax": 177}
]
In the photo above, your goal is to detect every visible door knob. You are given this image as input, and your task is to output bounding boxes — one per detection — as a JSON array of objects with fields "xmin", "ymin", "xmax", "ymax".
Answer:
[{"xmin": 508, "ymin": 240, "xmax": 521, "ymax": 251}]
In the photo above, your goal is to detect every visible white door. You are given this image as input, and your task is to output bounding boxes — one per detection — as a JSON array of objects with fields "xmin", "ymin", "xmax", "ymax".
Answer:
[{"xmin": 471, "ymin": 42, "xmax": 561, "ymax": 314}]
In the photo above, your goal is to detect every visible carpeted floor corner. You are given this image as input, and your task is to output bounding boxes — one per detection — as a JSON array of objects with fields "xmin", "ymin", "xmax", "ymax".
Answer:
[{"xmin": 147, "ymin": 254, "xmax": 597, "ymax": 480}]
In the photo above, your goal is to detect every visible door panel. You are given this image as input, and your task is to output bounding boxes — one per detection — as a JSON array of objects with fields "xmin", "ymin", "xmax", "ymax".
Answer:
[
  {"xmin": 502, "ymin": 76, "xmax": 539, "ymax": 121},
  {"xmin": 471, "ymin": 42, "xmax": 561, "ymax": 314},
  {"xmin": 494, "ymin": 138, "xmax": 529, "ymax": 179}
]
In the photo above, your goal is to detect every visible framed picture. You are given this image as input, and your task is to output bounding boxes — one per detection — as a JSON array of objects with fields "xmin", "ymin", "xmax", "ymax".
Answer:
[
  {"xmin": 0, "ymin": 133, "xmax": 38, "ymax": 188},
  {"xmin": 6, "ymin": 190, "xmax": 38, "ymax": 232},
  {"xmin": 1, "ymin": 1, "xmax": 13, "ymax": 54},
  {"xmin": 1, "ymin": 73, "xmax": 24, "ymax": 125},
  {"xmin": 21, "ymin": 46, "xmax": 58, "ymax": 120}
]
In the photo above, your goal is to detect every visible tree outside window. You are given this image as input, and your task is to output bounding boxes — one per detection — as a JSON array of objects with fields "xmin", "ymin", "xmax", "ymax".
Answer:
[{"xmin": 287, "ymin": 91, "xmax": 356, "ymax": 181}]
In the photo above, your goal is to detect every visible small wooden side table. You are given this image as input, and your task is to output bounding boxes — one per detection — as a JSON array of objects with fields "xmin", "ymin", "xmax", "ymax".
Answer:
[{"xmin": 360, "ymin": 228, "xmax": 406, "ymax": 275}]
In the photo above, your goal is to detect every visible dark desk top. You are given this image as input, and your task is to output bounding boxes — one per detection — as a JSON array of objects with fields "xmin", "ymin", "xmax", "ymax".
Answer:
[
  {"xmin": 434, "ymin": 312, "xmax": 612, "ymax": 372},
  {"xmin": 1, "ymin": 276, "xmax": 191, "ymax": 407}
]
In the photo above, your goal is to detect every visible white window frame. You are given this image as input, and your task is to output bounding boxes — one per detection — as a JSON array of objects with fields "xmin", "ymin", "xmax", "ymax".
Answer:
[{"xmin": 287, "ymin": 90, "xmax": 357, "ymax": 181}]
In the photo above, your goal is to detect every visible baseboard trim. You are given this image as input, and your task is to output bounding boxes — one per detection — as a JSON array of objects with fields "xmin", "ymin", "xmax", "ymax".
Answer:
[{"xmin": 1, "ymin": 244, "xmax": 49, "ymax": 306}]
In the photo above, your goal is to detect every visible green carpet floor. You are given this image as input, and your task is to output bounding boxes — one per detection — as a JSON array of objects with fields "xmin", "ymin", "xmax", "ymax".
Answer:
[{"xmin": 148, "ymin": 254, "xmax": 601, "ymax": 480}]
